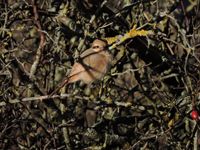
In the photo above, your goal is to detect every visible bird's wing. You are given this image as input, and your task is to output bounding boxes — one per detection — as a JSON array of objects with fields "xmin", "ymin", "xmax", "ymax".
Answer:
[
  {"xmin": 68, "ymin": 48, "xmax": 94, "ymax": 77},
  {"xmin": 89, "ymin": 53, "xmax": 107, "ymax": 73}
]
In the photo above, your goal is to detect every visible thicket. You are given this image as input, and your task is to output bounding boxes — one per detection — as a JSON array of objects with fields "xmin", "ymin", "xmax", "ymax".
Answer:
[{"xmin": 0, "ymin": 0, "xmax": 200, "ymax": 149}]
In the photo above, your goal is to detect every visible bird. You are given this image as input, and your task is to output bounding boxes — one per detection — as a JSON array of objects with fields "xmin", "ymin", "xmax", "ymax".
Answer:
[{"xmin": 47, "ymin": 39, "xmax": 113, "ymax": 99}]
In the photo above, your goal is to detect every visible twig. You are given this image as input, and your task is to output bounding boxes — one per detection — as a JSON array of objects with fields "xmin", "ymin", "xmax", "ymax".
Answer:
[
  {"xmin": 0, "ymin": 94, "xmax": 94, "ymax": 106},
  {"xmin": 29, "ymin": 0, "xmax": 45, "ymax": 80},
  {"xmin": 1, "ymin": 2, "xmax": 8, "ymax": 38},
  {"xmin": 111, "ymin": 63, "xmax": 152, "ymax": 76},
  {"xmin": 89, "ymin": 0, "xmax": 108, "ymax": 24}
]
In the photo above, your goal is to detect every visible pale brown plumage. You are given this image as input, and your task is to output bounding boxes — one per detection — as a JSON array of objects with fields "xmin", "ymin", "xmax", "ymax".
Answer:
[{"xmin": 47, "ymin": 39, "xmax": 113, "ymax": 99}]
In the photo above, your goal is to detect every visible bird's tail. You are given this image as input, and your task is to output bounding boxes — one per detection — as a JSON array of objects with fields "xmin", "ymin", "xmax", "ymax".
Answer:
[{"xmin": 46, "ymin": 74, "xmax": 79, "ymax": 99}]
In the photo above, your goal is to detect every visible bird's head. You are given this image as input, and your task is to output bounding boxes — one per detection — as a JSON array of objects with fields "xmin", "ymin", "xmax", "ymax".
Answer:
[{"xmin": 92, "ymin": 39, "xmax": 108, "ymax": 52}]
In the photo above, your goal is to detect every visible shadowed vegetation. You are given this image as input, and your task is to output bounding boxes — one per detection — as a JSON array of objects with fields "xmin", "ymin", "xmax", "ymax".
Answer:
[{"xmin": 0, "ymin": 0, "xmax": 200, "ymax": 149}]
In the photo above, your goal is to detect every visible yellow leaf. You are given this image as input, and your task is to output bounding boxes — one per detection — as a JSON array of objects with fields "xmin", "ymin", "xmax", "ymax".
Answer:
[
  {"xmin": 48, "ymin": 25, "xmax": 52, "ymax": 30},
  {"xmin": 14, "ymin": 89, "xmax": 18, "ymax": 94},
  {"xmin": 76, "ymin": 20, "xmax": 80, "ymax": 24},
  {"xmin": 126, "ymin": 102, "xmax": 131, "ymax": 105},
  {"xmin": 103, "ymin": 143, "xmax": 106, "ymax": 147},
  {"xmin": 21, "ymin": 24, "xmax": 25, "ymax": 29},
  {"xmin": 90, "ymin": 94, "xmax": 95, "ymax": 98},
  {"xmin": 8, "ymin": 31, "xmax": 12, "ymax": 37},
  {"xmin": 21, "ymin": 62, "xmax": 25, "ymax": 67},
  {"xmin": 163, "ymin": 114, "xmax": 168, "ymax": 119},
  {"xmin": 153, "ymin": 23, "xmax": 157, "ymax": 29},
  {"xmin": 106, "ymin": 98, "xmax": 112, "ymax": 103},
  {"xmin": 175, "ymin": 113, "xmax": 180, "ymax": 121},
  {"xmin": 168, "ymin": 119, "xmax": 174, "ymax": 128}
]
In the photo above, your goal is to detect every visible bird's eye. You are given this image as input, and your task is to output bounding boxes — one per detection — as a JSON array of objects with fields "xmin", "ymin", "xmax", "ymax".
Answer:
[{"xmin": 93, "ymin": 45, "xmax": 100, "ymax": 49}]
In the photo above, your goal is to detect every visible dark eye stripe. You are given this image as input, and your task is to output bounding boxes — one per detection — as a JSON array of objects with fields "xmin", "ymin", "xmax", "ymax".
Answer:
[{"xmin": 92, "ymin": 46, "xmax": 103, "ymax": 49}]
